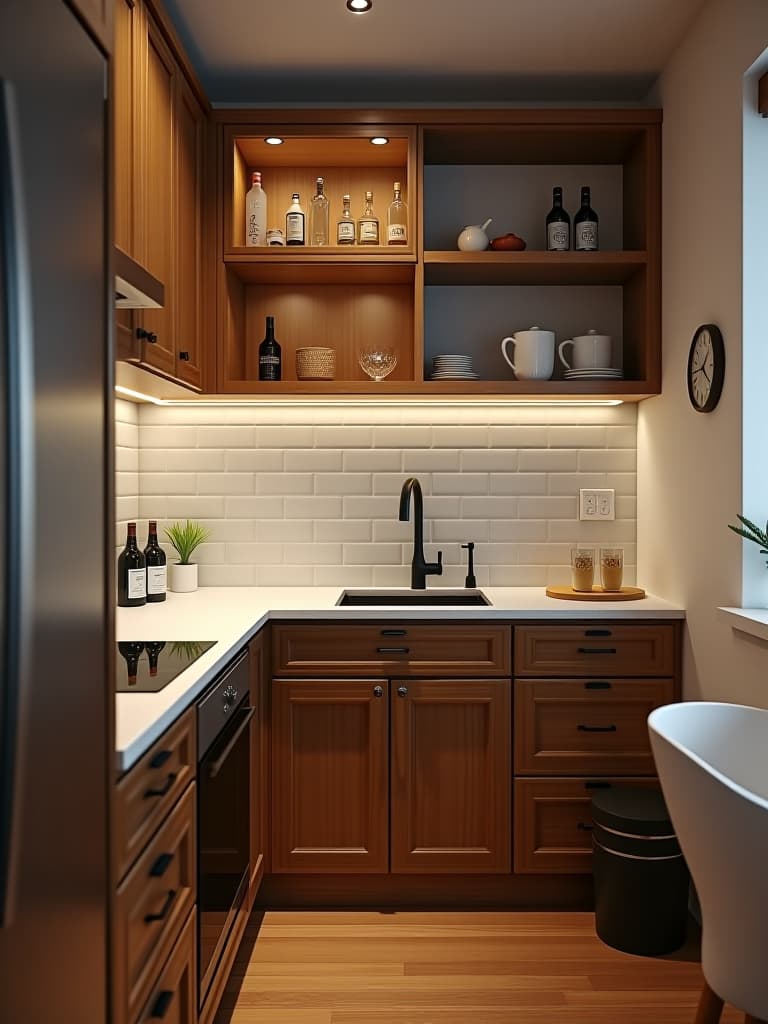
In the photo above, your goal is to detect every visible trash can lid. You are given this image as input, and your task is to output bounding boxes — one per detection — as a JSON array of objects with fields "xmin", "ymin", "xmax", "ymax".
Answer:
[{"xmin": 591, "ymin": 786, "xmax": 674, "ymax": 836}]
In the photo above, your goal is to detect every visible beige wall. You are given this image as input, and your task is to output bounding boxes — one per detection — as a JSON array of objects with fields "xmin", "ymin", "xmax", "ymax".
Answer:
[{"xmin": 638, "ymin": 0, "xmax": 768, "ymax": 705}]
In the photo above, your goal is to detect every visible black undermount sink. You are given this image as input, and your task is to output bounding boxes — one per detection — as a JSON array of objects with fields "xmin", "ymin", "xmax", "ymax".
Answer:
[{"xmin": 337, "ymin": 589, "xmax": 492, "ymax": 607}]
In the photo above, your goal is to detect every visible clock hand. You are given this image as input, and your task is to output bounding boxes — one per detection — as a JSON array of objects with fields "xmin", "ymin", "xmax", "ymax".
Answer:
[{"xmin": 701, "ymin": 367, "xmax": 711, "ymax": 383}]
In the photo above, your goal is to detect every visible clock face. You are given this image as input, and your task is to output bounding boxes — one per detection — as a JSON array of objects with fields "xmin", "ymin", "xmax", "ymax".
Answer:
[{"xmin": 687, "ymin": 324, "xmax": 724, "ymax": 413}]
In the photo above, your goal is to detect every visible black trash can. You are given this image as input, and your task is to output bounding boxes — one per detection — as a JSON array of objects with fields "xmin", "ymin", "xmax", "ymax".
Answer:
[{"xmin": 591, "ymin": 786, "xmax": 689, "ymax": 956}]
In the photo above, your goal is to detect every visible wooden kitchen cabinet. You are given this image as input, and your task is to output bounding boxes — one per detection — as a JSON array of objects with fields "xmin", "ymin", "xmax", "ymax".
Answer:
[{"xmin": 248, "ymin": 628, "xmax": 268, "ymax": 899}]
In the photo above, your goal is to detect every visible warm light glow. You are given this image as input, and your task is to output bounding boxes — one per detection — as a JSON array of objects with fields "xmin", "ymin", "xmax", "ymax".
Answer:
[
  {"xmin": 346, "ymin": 0, "xmax": 372, "ymax": 11},
  {"xmin": 114, "ymin": 385, "xmax": 164, "ymax": 405},
  {"xmin": 264, "ymin": 136, "xmax": 284, "ymax": 145},
  {"xmin": 370, "ymin": 136, "xmax": 389, "ymax": 145}
]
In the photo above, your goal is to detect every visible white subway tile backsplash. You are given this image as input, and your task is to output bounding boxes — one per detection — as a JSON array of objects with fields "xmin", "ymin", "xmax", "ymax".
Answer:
[
  {"xmin": 578, "ymin": 449, "xmax": 636, "ymax": 472},
  {"xmin": 343, "ymin": 495, "xmax": 398, "ymax": 519},
  {"xmin": 288, "ymin": 543, "xmax": 343, "ymax": 565},
  {"xmin": 285, "ymin": 495, "xmax": 343, "ymax": 519},
  {"xmin": 489, "ymin": 520, "xmax": 548, "ymax": 542},
  {"xmin": 343, "ymin": 543, "xmax": 403, "ymax": 565},
  {"xmin": 518, "ymin": 496, "xmax": 578, "ymax": 519},
  {"xmin": 548, "ymin": 425, "xmax": 608, "ymax": 449},
  {"xmin": 547, "ymin": 472, "xmax": 605, "ymax": 495},
  {"xmin": 316, "ymin": 473, "xmax": 372, "ymax": 495},
  {"xmin": 115, "ymin": 446, "xmax": 139, "ymax": 472},
  {"xmin": 198, "ymin": 473, "xmax": 254, "ymax": 495},
  {"xmin": 314, "ymin": 565, "xmax": 373, "ymax": 587},
  {"xmin": 285, "ymin": 450, "xmax": 342, "ymax": 472},
  {"xmin": 373, "ymin": 519, "xmax": 419, "ymax": 543},
  {"xmin": 115, "ymin": 421, "xmax": 139, "ymax": 449},
  {"xmin": 518, "ymin": 449, "xmax": 579, "ymax": 472},
  {"xmin": 460, "ymin": 496, "xmax": 518, "ymax": 519},
  {"xmin": 316, "ymin": 519, "xmax": 372, "ymax": 543},
  {"xmin": 432, "ymin": 426, "xmax": 489, "ymax": 449},
  {"xmin": 257, "ymin": 473, "xmax": 313, "ymax": 495},
  {"xmin": 166, "ymin": 496, "xmax": 227, "ymax": 518},
  {"xmin": 433, "ymin": 473, "xmax": 488, "ymax": 495},
  {"xmin": 459, "ymin": 450, "xmax": 519, "ymax": 472},
  {"xmin": 490, "ymin": 473, "xmax": 548, "ymax": 496},
  {"xmin": 488, "ymin": 425, "xmax": 549, "ymax": 448},
  {"xmin": 198, "ymin": 426, "xmax": 256, "ymax": 448},
  {"xmin": 199, "ymin": 564, "xmax": 257, "ymax": 587},
  {"xmin": 403, "ymin": 449, "xmax": 460, "ymax": 472},
  {"xmin": 140, "ymin": 425, "xmax": 197, "ymax": 448},
  {"xmin": 373, "ymin": 426, "xmax": 431, "ymax": 449},
  {"xmin": 226, "ymin": 496, "xmax": 284, "ymax": 518},
  {"xmin": 345, "ymin": 449, "xmax": 401, "ymax": 472},
  {"xmin": 257, "ymin": 565, "xmax": 314, "ymax": 586},
  {"xmin": 227, "ymin": 542, "xmax": 284, "ymax": 564},
  {"xmin": 256, "ymin": 520, "xmax": 314, "ymax": 543},
  {"xmin": 141, "ymin": 473, "xmax": 197, "ymax": 495},
  {"xmin": 225, "ymin": 449, "xmax": 284, "ymax": 472},
  {"xmin": 257, "ymin": 426, "xmax": 315, "ymax": 448},
  {"xmin": 433, "ymin": 519, "xmax": 490, "ymax": 543},
  {"xmin": 315, "ymin": 426, "xmax": 373, "ymax": 448}
]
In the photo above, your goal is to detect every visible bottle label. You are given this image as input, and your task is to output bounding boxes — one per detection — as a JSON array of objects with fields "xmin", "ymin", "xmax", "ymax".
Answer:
[
  {"xmin": 575, "ymin": 221, "xmax": 598, "ymax": 250},
  {"xmin": 337, "ymin": 221, "xmax": 355, "ymax": 242},
  {"xmin": 387, "ymin": 223, "xmax": 407, "ymax": 243},
  {"xmin": 358, "ymin": 220, "xmax": 379, "ymax": 243},
  {"xmin": 286, "ymin": 212, "xmax": 305, "ymax": 242},
  {"xmin": 547, "ymin": 223, "xmax": 569, "ymax": 250},
  {"xmin": 147, "ymin": 565, "xmax": 167, "ymax": 595},
  {"xmin": 127, "ymin": 568, "xmax": 146, "ymax": 599},
  {"xmin": 247, "ymin": 213, "xmax": 265, "ymax": 246}
]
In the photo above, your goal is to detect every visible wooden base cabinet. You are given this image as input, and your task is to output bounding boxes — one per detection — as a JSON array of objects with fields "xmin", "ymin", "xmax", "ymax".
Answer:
[{"xmin": 271, "ymin": 677, "xmax": 512, "ymax": 875}]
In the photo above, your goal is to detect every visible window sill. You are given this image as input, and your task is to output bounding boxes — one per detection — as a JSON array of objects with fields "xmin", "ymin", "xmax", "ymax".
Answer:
[{"xmin": 718, "ymin": 607, "xmax": 768, "ymax": 643}]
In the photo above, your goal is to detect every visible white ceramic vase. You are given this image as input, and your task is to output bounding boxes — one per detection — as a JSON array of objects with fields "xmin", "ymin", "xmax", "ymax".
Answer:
[{"xmin": 169, "ymin": 562, "xmax": 198, "ymax": 593}]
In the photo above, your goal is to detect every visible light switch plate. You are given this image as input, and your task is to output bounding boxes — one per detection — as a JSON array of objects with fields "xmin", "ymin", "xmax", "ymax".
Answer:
[{"xmin": 580, "ymin": 488, "xmax": 615, "ymax": 521}]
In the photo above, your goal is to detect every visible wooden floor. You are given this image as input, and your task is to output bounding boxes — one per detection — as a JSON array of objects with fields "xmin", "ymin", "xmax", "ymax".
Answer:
[{"xmin": 215, "ymin": 911, "xmax": 744, "ymax": 1024}]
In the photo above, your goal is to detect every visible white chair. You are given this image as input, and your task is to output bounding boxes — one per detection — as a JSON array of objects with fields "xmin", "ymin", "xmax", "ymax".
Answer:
[{"xmin": 648, "ymin": 702, "xmax": 768, "ymax": 1024}]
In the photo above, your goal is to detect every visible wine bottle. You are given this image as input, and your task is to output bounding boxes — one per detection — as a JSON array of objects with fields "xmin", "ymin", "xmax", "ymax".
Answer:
[
  {"xmin": 546, "ymin": 186, "xmax": 570, "ymax": 251},
  {"xmin": 309, "ymin": 176, "xmax": 329, "ymax": 246},
  {"xmin": 145, "ymin": 640, "xmax": 166, "ymax": 677},
  {"xmin": 387, "ymin": 182, "xmax": 408, "ymax": 246},
  {"xmin": 357, "ymin": 190, "xmax": 379, "ymax": 245},
  {"xmin": 336, "ymin": 194, "xmax": 355, "ymax": 245},
  {"xmin": 117, "ymin": 641, "xmax": 145, "ymax": 685},
  {"xmin": 143, "ymin": 520, "xmax": 167, "ymax": 603},
  {"xmin": 258, "ymin": 315, "xmax": 281, "ymax": 381},
  {"xmin": 245, "ymin": 171, "xmax": 267, "ymax": 246},
  {"xmin": 574, "ymin": 186, "xmax": 599, "ymax": 251},
  {"xmin": 117, "ymin": 522, "xmax": 146, "ymax": 607},
  {"xmin": 285, "ymin": 193, "xmax": 305, "ymax": 245}
]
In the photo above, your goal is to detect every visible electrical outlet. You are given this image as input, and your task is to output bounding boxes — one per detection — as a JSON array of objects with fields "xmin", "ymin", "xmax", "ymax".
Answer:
[{"xmin": 579, "ymin": 488, "xmax": 615, "ymax": 521}]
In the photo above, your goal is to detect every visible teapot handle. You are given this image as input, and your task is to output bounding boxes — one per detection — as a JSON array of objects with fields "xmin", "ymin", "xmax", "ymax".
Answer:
[
  {"xmin": 501, "ymin": 336, "xmax": 516, "ymax": 371},
  {"xmin": 558, "ymin": 339, "xmax": 574, "ymax": 370}
]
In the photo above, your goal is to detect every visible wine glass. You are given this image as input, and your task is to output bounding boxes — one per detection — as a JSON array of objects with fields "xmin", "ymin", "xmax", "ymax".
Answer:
[{"xmin": 358, "ymin": 346, "xmax": 397, "ymax": 382}]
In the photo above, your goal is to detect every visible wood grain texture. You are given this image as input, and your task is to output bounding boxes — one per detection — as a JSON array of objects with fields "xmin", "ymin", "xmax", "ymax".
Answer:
[
  {"xmin": 134, "ymin": 908, "xmax": 196, "ymax": 1024},
  {"xmin": 514, "ymin": 624, "xmax": 675, "ymax": 677},
  {"xmin": 213, "ymin": 911, "xmax": 744, "ymax": 1024}
]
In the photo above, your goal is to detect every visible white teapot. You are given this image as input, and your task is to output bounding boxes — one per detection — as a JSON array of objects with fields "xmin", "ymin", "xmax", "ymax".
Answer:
[
  {"xmin": 457, "ymin": 218, "xmax": 492, "ymax": 252},
  {"xmin": 500, "ymin": 326, "xmax": 555, "ymax": 381}
]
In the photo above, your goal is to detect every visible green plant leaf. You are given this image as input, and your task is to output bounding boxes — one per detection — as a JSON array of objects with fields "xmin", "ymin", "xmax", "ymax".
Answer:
[{"xmin": 164, "ymin": 519, "xmax": 212, "ymax": 564}]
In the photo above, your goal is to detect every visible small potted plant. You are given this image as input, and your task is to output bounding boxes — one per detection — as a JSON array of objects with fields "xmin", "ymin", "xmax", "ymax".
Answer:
[
  {"xmin": 727, "ymin": 514, "xmax": 768, "ymax": 567},
  {"xmin": 164, "ymin": 520, "xmax": 211, "ymax": 593}
]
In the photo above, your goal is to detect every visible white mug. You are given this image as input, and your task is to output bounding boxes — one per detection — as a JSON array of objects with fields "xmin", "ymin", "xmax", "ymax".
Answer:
[
  {"xmin": 558, "ymin": 330, "xmax": 612, "ymax": 370},
  {"xmin": 501, "ymin": 327, "xmax": 555, "ymax": 381}
]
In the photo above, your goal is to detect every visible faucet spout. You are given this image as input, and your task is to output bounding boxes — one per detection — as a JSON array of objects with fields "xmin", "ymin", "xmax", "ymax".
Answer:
[{"xmin": 399, "ymin": 477, "xmax": 442, "ymax": 590}]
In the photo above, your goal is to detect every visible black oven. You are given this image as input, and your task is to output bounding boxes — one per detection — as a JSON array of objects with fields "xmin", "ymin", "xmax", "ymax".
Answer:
[{"xmin": 196, "ymin": 649, "xmax": 253, "ymax": 1007}]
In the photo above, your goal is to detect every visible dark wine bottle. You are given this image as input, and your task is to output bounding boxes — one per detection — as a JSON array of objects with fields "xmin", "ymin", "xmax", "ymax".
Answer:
[
  {"xmin": 143, "ymin": 520, "xmax": 167, "ymax": 603},
  {"xmin": 574, "ymin": 186, "xmax": 599, "ymax": 251},
  {"xmin": 117, "ymin": 522, "xmax": 146, "ymax": 607},
  {"xmin": 144, "ymin": 640, "xmax": 166, "ymax": 677},
  {"xmin": 258, "ymin": 315, "xmax": 281, "ymax": 381},
  {"xmin": 545, "ymin": 186, "xmax": 570, "ymax": 251},
  {"xmin": 117, "ymin": 641, "xmax": 145, "ymax": 685}
]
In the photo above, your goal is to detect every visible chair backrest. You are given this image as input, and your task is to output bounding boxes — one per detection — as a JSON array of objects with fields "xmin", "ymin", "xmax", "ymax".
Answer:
[{"xmin": 648, "ymin": 702, "xmax": 768, "ymax": 1020}]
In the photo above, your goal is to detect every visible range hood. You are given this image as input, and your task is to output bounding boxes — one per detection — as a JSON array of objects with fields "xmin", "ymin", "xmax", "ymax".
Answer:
[{"xmin": 114, "ymin": 246, "xmax": 164, "ymax": 309}]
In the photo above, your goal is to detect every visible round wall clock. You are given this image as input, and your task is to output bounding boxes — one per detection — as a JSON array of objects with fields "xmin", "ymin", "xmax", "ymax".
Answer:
[{"xmin": 687, "ymin": 324, "xmax": 725, "ymax": 413}]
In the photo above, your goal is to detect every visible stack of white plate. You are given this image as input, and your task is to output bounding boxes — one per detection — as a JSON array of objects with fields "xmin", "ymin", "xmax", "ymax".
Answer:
[
  {"xmin": 564, "ymin": 367, "xmax": 623, "ymax": 380},
  {"xmin": 431, "ymin": 354, "xmax": 479, "ymax": 379}
]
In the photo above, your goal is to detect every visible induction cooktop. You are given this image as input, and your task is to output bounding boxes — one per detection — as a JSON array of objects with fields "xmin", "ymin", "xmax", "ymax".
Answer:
[{"xmin": 116, "ymin": 640, "xmax": 216, "ymax": 693}]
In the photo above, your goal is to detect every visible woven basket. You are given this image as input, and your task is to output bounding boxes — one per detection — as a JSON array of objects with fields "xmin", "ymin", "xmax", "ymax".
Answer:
[{"xmin": 296, "ymin": 347, "xmax": 336, "ymax": 380}]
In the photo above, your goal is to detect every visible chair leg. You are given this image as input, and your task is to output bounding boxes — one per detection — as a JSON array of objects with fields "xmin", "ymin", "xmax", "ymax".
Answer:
[{"xmin": 694, "ymin": 982, "xmax": 723, "ymax": 1024}]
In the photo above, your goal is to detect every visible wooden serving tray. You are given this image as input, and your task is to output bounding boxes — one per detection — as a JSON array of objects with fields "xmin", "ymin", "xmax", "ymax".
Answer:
[{"xmin": 546, "ymin": 586, "xmax": 646, "ymax": 601}]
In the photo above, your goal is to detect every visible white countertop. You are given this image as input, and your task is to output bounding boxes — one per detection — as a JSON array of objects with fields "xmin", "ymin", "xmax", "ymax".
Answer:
[{"xmin": 115, "ymin": 586, "xmax": 685, "ymax": 773}]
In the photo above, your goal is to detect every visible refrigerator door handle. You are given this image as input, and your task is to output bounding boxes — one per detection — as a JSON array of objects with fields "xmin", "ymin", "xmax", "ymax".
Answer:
[{"xmin": 0, "ymin": 78, "xmax": 36, "ymax": 929}]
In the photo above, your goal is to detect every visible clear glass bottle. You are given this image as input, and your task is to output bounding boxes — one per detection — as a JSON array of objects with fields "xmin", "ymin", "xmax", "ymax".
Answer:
[
  {"xmin": 336, "ymin": 194, "xmax": 355, "ymax": 245},
  {"xmin": 357, "ymin": 190, "xmax": 379, "ymax": 245},
  {"xmin": 545, "ymin": 186, "xmax": 570, "ymax": 251},
  {"xmin": 285, "ymin": 193, "xmax": 305, "ymax": 246},
  {"xmin": 386, "ymin": 181, "xmax": 408, "ymax": 246},
  {"xmin": 245, "ymin": 170, "xmax": 267, "ymax": 246},
  {"xmin": 574, "ymin": 186, "xmax": 599, "ymax": 251},
  {"xmin": 309, "ymin": 176, "xmax": 329, "ymax": 246}
]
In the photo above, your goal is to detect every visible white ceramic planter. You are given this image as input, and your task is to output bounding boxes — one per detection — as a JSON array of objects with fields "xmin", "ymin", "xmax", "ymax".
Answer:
[{"xmin": 169, "ymin": 562, "xmax": 198, "ymax": 593}]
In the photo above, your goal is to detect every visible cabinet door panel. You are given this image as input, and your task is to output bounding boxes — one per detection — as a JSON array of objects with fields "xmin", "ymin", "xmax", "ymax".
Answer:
[
  {"xmin": 391, "ymin": 679, "xmax": 511, "ymax": 873},
  {"xmin": 249, "ymin": 629, "xmax": 268, "ymax": 899},
  {"xmin": 272, "ymin": 679, "xmax": 389, "ymax": 873},
  {"xmin": 514, "ymin": 625, "xmax": 675, "ymax": 677},
  {"xmin": 114, "ymin": 0, "xmax": 138, "ymax": 256}
]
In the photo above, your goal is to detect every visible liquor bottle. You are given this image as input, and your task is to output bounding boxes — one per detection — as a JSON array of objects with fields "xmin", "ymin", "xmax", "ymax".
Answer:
[
  {"xmin": 258, "ymin": 315, "xmax": 281, "ymax": 381},
  {"xmin": 245, "ymin": 171, "xmax": 267, "ymax": 246},
  {"xmin": 387, "ymin": 181, "xmax": 408, "ymax": 246},
  {"xmin": 545, "ymin": 186, "xmax": 570, "ymax": 251},
  {"xmin": 336, "ymin": 194, "xmax": 355, "ymax": 245},
  {"xmin": 574, "ymin": 186, "xmax": 599, "ymax": 251},
  {"xmin": 143, "ymin": 520, "xmax": 167, "ymax": 603},
  {"xmin": 117, "ymin": 522, "xmax": 146, "ymax": 607},
  {"xmin": 285, "ymin": 193, "xmax": 305, "ymax": 245},
  {"xmin": 117, "ymin": 641, "xmax": 145, "ymax": 685},
  {"xmin": 145, "ymin": 641, "xmax": 166, "ymax": 677},
  {"xmin": 309, "ymin": 176, "xmax": 330, "ymax": 246},
  {"xmin": 357, "ymin": 190, "xmax": 379, "ymax": 245}
]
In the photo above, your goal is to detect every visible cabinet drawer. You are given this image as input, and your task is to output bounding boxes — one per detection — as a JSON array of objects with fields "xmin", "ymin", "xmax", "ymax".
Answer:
[
  {"xmin": 514, "ymin": 777, "xmax": 660, "ymax": 874},
  {"xmin": 514, "ymin": 678, "xmax": 674, "ymax": 775},
  {"xmin": 114, "ymin": 708, "xmax": 196, "ymax": 881},
  {"xmin": 514, "ymin": 624, "xmax": 675, "ymax": 677},
  {"xmin": 273, "ymin": 623, "xmax": 511, "ymax": 677},
  {"xmin": 133, "ymin": 908, "xmax": 196, "ymax": 1024},
  {"xmin": 114, "ymin": 785, "xmax": 196, "ymax": 1024}
]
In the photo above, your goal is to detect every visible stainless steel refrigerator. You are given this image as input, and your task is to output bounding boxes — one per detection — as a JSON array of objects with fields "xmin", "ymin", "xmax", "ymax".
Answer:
[{"xmin": 0, "ymin": 1, "xmax": 111, "ymax": 1021}]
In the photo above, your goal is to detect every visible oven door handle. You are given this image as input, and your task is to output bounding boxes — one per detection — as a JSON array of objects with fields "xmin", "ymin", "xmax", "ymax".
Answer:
[{"xmin": 208, "ymin": 706, "xmax": 255, "ymax": 780}]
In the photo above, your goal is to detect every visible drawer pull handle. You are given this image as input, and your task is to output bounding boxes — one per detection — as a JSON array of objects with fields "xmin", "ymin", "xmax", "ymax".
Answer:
[
  {"xmin": 381, "ymin": 629, "xmax": 407, "ymax": 637},
  {"xmin": 577, "ymin": 647, "xmax": 617, "ymax": 655},
  {"xmin": 577, "ymin": 822, "xmax": 594, "ymax": 831},
  {"xmin": 150, "ymin": 991, "xmax": 174, "ymax": 1019},
  {"xmin": 149, "ymin": 749, "xmax": 172, "ymax": 770},
  {"xmin": 143, "ymin": 772, "xmax": 177, "ymax": 799},
  {"xmin": 149, "ymin": 852, "xmax": 174, "ymax": 878},
  {"xmin": 585, "ymin": 681, "xmax": 611, "ymax": 690},
  {"xmin": 373, "ymin": 685, "xmax": 383, "ymax": 698},
  {"xmin": 377, "ymin": 647, "xmax": 410, "ymax": 654},
  {"xmin": 397, "ymin": 686, "xmax": 408, "ymax": 698},
  {"xmin": 578, "ymin": 724, "xmax": 617, "ymax": 733},
  {"xmin": 144, "ymin": 889, "xmax": 176, "ymax": 924},
  {"xmin": 585, "ymin": 629, "xmax": 612, "ymax": 637},
  {"xmin": 585, "ymin": 781, "xmax": 612, "ymax": 789}
]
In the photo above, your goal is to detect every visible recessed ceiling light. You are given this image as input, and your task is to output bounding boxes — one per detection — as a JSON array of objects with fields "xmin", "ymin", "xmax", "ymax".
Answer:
[
  {"xmin": 346, "ymin": 0, "xmax": 372, "ymax": 11},
  {"xmin": 264, "ymin": 136, "xmax": 284, "ymax": 146},
  {"xmin": 370, "ymin": 136, "xmax": 389, "ymax": 146}
]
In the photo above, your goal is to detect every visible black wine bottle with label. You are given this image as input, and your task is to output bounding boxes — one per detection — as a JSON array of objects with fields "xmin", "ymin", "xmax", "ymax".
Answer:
[
  {"xmin": 545, "ymin": 186, "xmax": 570, "ymax": 251},
  {"xmin": 143, "ymin": 520, "xmax": 167, "ymax": 603},
  {"xmin": 574, "ymin": 186, "xmax": 599, "ymax": 251},
  {"xmin": 258, "ymin": 315, "xmax": 281, "ymax": 381},
  {"xmin": 117, "ymin": 522, "xmax": 146, "ymax": 607}
]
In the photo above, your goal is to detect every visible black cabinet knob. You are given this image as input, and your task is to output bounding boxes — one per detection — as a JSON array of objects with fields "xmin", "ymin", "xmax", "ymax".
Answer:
[
  {"xmin": 136, "ymin": 327, "xmax": 158, "ymax": 344},
  {"xmin": 179, "ymin": 351, "xmax": 190, "ymax": 361}
]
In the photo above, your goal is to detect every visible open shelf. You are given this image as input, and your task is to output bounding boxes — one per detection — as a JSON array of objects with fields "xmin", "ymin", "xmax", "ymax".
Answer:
[{"xmin": 424, "ymin": 251, "xmax": 647, "ymax": 286}]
